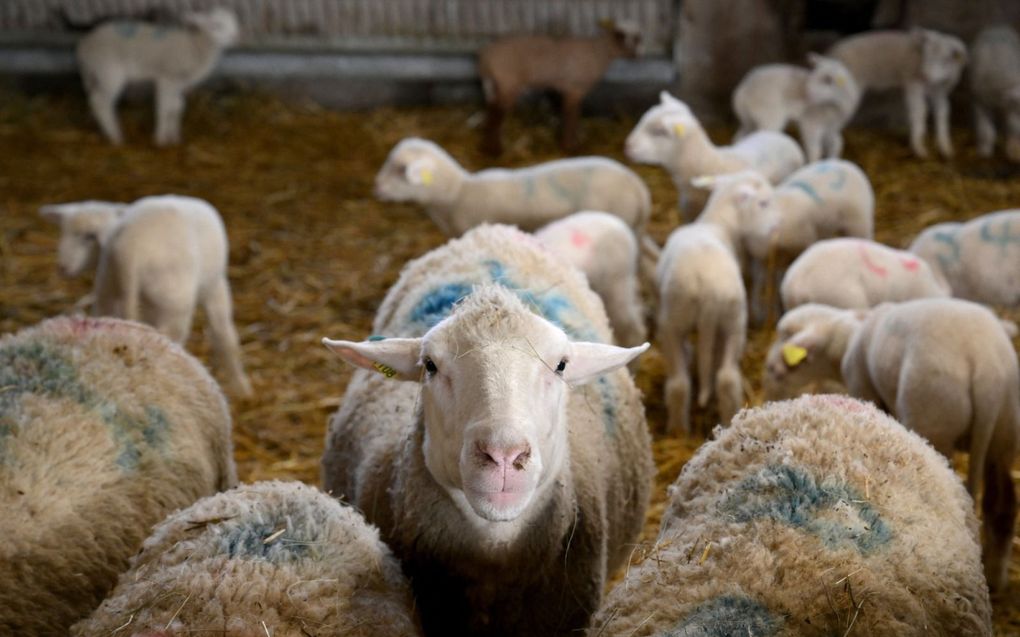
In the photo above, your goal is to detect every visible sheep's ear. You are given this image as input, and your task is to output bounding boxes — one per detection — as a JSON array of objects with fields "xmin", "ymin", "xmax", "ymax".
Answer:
[
  {"xmin": 806, "ymin": 52, "xmax": 824, "ymax": 67},
  {"xmin": 406, "ymin": 157, "xmax": 436, "ymax": 186},
  {"xmin": 322, "ymin": 337, "xmax": 422, "ymax": 381},
  {"xmin": 1001, "ymin": 320, "xmax": 1019, "ymax": 338},
  {"xmin": 659, "ymin": 91, "xmax": 682, "ymax": 108},
  {"xmin": 39, "ymin": 204, "xmax": 72, "ymax": 223},
  {"xmin": 662, "ymin": 115, "xmax": 690, "ymax": 138},
  {"xmin": 563, "ymin": 342, "xmax": 649, "ymax": 385},
  {"xmin": 690, "ymin": 175, "xmax": 716, "ymax": 190}
]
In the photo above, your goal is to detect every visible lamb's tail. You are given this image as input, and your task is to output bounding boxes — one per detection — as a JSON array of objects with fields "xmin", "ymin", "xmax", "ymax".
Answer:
[
  {"xmin": 119, "ymin": 259, "xmax": 141, "ymax": 324},
  {"xmin": 967, "ymin": 365, "xmax": 1005, "ymax": 497},
  {"xmin": 695, "ymin": 299, "xmax": 720, "ymax": 410}
]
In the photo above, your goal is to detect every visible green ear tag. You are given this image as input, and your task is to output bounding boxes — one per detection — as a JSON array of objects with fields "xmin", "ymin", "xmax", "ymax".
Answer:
[{"xmin": 367, "ymin": 335, "xmax": 386, "ymax": 341}]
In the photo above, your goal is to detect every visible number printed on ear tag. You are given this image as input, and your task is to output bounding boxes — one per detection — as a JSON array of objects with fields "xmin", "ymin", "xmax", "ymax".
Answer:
[{"xmin": 373, "ymin": 362, "xmax": 397, "ymax": 378}]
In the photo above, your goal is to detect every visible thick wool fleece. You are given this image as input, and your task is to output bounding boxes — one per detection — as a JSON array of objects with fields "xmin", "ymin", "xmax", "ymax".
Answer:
[
  {"xmin": 0, "ymin": 316, "xmax": 235, "ymax": 636},
  {"xmin": 72, "ymin": 481, "xmax": 421, "ymax": 637},
  {"xmin": 322, "ymin": 224, "xmax": 653, "ymax": 637},
  {"xmin": 590, "ymin": 395, "xmax": 991, "ymax": 637}
]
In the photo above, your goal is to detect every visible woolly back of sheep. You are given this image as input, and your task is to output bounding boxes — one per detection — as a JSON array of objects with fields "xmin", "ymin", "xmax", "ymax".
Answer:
[
  {"xmin": 590, "ymin": 394, "xmax": 991, "ymax": 637},
  {"xmin": 72, "ymin": 480, "xmax": 422, "ymax": 637},
  {"xmin": 0, "ymin": 316, "xmax": 236, "ymax": 635}
]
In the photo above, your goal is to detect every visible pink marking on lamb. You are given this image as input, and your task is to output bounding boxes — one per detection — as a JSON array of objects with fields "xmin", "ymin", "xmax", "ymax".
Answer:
[
  {"xmin": 570, "ymin": 230, "xmax": 591, "ymax": 248},
  {"xmin": 901, "ymin": 257, "xmax": 920, "ymax": 272},
  {"xmin": 858, "ymin": 244, "xmax": 888, "ymax": 277}
]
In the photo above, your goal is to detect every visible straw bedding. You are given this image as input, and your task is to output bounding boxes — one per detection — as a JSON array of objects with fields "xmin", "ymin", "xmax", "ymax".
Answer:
[{"xmin": 0, "ymin": 86, "xmax": 1017, "ymax": 633}]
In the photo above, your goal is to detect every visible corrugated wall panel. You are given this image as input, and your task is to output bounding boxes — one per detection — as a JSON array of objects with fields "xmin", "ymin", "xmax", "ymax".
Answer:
[{"xmin": 0, "ymin": 0, "xmax": 676, "ymax": 54}]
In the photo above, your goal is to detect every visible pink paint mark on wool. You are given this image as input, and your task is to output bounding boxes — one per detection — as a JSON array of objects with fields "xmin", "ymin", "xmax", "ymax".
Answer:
[
  {"xmin": 900, "ymin": 258, "xmax": 920, "ymax": 272},
  {"xmin": 570, "ymin": 230, "xmax": 591, "ymax": 248},
  {"xmin": 858, "ymin": 245, "xmax": 888, "ymax": 277},
  {"xmin": 814, "ymin": 394, "xmax": 869, "ymax": 413}
]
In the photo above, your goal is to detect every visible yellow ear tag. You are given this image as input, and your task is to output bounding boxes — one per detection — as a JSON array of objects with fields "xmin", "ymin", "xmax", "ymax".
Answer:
[
  {"xmin": 782, "ymin": 344, "xmax": 808, "ymax": 367},
  {"xmin": 373, "ymin": 362, "xmax": 398, "ymax": 378},
  {"xmin": 673, "ymin": 123, "xmax": 685, "ymax": 137},
  {"xmin": 836, "ymin": 75, "xmax": 847, "ymax": 87},
  {"xmin": 420, "ymin": 169, "xmax": 433, "ymax": 186}
]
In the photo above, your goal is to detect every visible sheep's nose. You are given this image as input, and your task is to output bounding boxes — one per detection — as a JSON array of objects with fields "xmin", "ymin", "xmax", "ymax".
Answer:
[{"xmin": 477, "ymin": 442, "xmax": 531, "ymax": 472}]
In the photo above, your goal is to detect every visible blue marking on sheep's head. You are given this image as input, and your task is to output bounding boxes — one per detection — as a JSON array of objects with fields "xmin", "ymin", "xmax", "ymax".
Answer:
[
  {"xmin": 660, "ymin": 595, "xmax": 781, "ymax": 637},
  {"xmin": 219, "ymin": 517, "xmax": 312, "ymax": 562},
  {"xmin": 720, "ymin": 464, "xmax": 892, "ymax": 554}
]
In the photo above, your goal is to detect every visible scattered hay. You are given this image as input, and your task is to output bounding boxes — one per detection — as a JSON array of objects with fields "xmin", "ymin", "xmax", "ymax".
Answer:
[{"xmin": 0, "ymin": 86, "xmax": 1018, "ymax": 632}]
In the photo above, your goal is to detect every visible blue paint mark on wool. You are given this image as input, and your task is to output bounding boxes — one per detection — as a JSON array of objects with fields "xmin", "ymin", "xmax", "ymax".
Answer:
[
  {"xmin": 660, "ymin": 595, "xmax": 781, "ymax": 637},
  {"xmin": 113, "ymin": 22, "xmax": 139, "ymax": 38},
  {"xmin": 0, "ymin": 340, "xmax": 171, "ymax": 470},
  {"xmin": 408, "ymin": 283, "xmax": 474, "ymax": 330},
  {"xmin": 786, "ymin": 180, "xmax": 824, "ymax": 204},
  {"xmin": 720, "ymin": 464, "xmax": 892, "ymax": 554},
  {"xmin": 933, "ymin": 230, "xmax": 962, "ymax": 271},
  {"xmin": 219, "ymin": 517, "xmax": 312, "ymax": 562},
  {"xmin": 813, "ymin": 161, "xmax": 846, "ymax": 190}
]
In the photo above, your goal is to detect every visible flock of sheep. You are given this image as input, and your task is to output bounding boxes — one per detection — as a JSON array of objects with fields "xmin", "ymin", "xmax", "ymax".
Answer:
[{"xmin": 2, "ymin": 6, "xmax": 1020, "ymax": 637}]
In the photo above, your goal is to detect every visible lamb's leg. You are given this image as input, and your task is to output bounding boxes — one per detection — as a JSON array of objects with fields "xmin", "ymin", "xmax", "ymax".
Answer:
[
  {"xmin": 932, "ymin": 90, "xmax": 954, "ymax": 158},
  {"xmin": 559, "ymin": 91, "xmax": 583, "ymax": 153},
  {"xmin": 86, "ymin": 80, "xmax": 125, "ymax": 145},
  {"xmin": 904, "ymin": 82, "xmax": 929, "ymax": 158},
  {"xmin": 974, "ymin": 104, "xmax": 996, "ymax": 158},
  {"xmin": 798, "ymin": 119, "xmax": 824, "ymax": 163},
  {"xmin": 155, "ymin": 79, "xmax": 186, "ymax": 146},
  {"xmin": 481, "ymin": 79, "xmax": 515, "ymax": 156},
  {"xmin": 601, "ymin": 276, "xmax": 647, "ymax": 349},
  {"xmin": 983, "ymin": 456, "xmax": 1018, "ymax": 593},
  {"xmin": 93, "ymin": 257, "xmax": 120, "ymax": 317},
  {"xmin": 660, "ymin": 319, "xmax": 692, "ymax": 436},
  {"xmin": 202, "ymin": 275, "xmax": 253, "ymax": 397},
  {"xmin": 714, "ymin": 312, "xmax": 746, "ymax": 427},
  {"xmin": 823, "ymin": 128, "xmax": 844, "ymax": 159}
]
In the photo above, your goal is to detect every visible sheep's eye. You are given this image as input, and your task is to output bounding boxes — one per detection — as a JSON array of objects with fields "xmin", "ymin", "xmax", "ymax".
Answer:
[
  {"xmin": 555, "ymin": 358, "xmax": 567, "ymax": 375},
  {"xmin": 650, "ymin": 125, "xmax": 667, "ymax": 137},
  {"xmin": 424, "ymin": 357, "xmax": 438, "ymax": 375}
]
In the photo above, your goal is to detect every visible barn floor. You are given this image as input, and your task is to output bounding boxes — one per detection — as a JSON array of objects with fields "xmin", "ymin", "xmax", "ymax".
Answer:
[{"xmin": 1, "ymin": 87, "xmax": 1018, "ymax": 634}]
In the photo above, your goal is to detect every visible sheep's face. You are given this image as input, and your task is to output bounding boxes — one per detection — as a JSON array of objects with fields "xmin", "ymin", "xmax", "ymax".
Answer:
[
  {"xmin": 625, "ymin": 94, "xmax": 695, "ymax": 166},
  {"xmin": 608, "ymin": 20, "xmax": 642, "ymax": 58},
  {"xmin": 918, "ymin": 30, "xmax": 967, "ymax": 87},
  {"xmin": 186, "ymin": 8, "xmax": 240, "ymax": 47},
  {"xmin": 805, "ymin": 55, "xmax": 858, "ymax": 109},
  {"xmin": 375, "ymin": 139, "xmax": 459, "ymax": 205},
  {"xmin": 323, "ymin": 285, "xmax": 646, "ymax": 525},
  {"xmin": 39, "ymin": 202, "xmax": 124, "ymax": 278},
  {"xmin": 763, "ymin": 304, "xmax": 856, "ymax": 400}
]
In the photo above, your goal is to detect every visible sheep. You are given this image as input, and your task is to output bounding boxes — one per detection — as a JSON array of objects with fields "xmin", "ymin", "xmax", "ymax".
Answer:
[
  {"xmin": 781, "ymin": 237, "xmax": 951, "ymax": 310},
  {"xmin": 77, "ymin": 7, "xmax": 239, "ymax": 145},
  {"xmin": 732, "ymin": 54, "xmax": 861, "ymax": 162},
  {"xmin": 321, "ymin": 223, "xmax": 654, "ymax": 636},
  {"xmin": 71, "ymin": 480, "xmax": 422, "ymax": 637},
  {"xmin": 625, "ymin": 91, "xmax": 805, "ymax": 215},
  {"xmin": 534, "ymin": 211, "xmax": 646, "ymax": 348},
  {"xmin": 763, "ymin": 299, "xmax": 1019, "ymax": 591},
  {"xmin": 477, "ymin": 19, "xmax": 641, "ymax": 155},
  {"xmin": 589, "ymin": 394, "xmax": 993, "ymax": 636},
  {"xmin": 40, "ymin": 195, "xmax": 252, "ymax": 397},
  {"xmin": 828, "ymin": 28, "xmax": 967, "ymax": 158},
  {"xmin": 375, "ymin": 137, "xmax": 650, "ymax": 237},
  {"xmin": 0, "ymin": 316, "xmax": 236, "ymax": 635},
  {"xmin": 731, "ymin": 158, "xmax": 875, "ymax": 322},
  {"xmin": 971, "ymin": 25, "xmax": 1020, "ymax": 161},
  {"xmin": 654, "ymin": 174, "xmax": 758, "ymax": 435},
  {"xmin": 909, "ymin": 209, "xmax": 1020, "ymax": 308}
]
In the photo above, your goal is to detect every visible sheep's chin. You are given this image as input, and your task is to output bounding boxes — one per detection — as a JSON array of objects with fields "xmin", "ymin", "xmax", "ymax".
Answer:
[{"xmin": 465, "ymin": 488, "xmax": 534, "ymax": 522}]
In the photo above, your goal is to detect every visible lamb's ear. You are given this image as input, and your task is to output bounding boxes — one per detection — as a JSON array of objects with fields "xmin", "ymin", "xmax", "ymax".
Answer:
[
  {"xmin": 405, "ymin": 157, "xmax": 436, "ymax": 186},
  {"xmin": 781, "ymin": 327, "xmax": 824, "ymax": 368},
  {"xmin": 690, "ymin": 175, "xmax": 716, "ymax": 191},
  {"xmin": 659, "ymin": 91, "xmax": 682, "ymax": 108},
  {"xmin": 39, "ymin": 204, "xmax": 71, "ymax": 223},
  {"xmin": 662, "ymin": 114, "xmax": 691, "ymax": 138},
  {"xmin": 806, "ymin": 52, "xmax": 824, "ymax": 67},
  {"xmin": 1001, "ymin": 319, "xmax": 1019, "ymax": 338},
  {"xmin": 563, "ymin": 342, "xmax": 649, "ymax": 385},
  {"xmin": 322, "ymin": 337, "xmax": 423, "ymax": 381}
]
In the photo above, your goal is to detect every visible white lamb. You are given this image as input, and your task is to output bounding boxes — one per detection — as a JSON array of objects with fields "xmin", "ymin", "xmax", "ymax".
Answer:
[
  {"xmin": 534, "ymin": 211, "xmax": 646, "ymax": 348},
  {"xmin": 971, "ymin": 25, "xmax": 1020, "ymax": 161},
  {"xmin": 321, "ymin": 224, "xmax": 653, "ymax": 636},
  {"xmin": 590, "ymin": 395, "xmax": 992, "ymax": 636},
  {"xmin": 828, "ymin": 28, "xmax": 967, "ymax": 158},
  {"xmin": 909, "ymin": 209, "xmax": 1020, "ymax": 308},
  {"xmin": 732, "ymin": 159, "xmax": 875, "ymax": 321},
  {"xmin": 77, "ymin": 8, "xmax": 240, "ymax": 145},
  {"xmin": 764, "ymin": 299, "xmax": 1019, "ymax": 591},
  {"xmin": 41, "ymin": 195, "xmax": 252, "ymax": 396},
  {"xmin": 781, "ymin": 237, "xmax": 950, "ymax": 310},
  {"xmin": 375, "ymin": 137, "xmax": 651, "ymax": 238},
  {"xmin": 655, "ymin": 176, "xmax": 756, "ymax": 435},
  {"xmin": 732, "ymin": 54, "xmax": 861, "ymax": 162},
  {"xmin": 625, "ymin": 91, "xmax": 805, "ymax": 215},
  {"xmin": 72, "ymin": 481, "xmax": 422, "ymax": 637}
]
